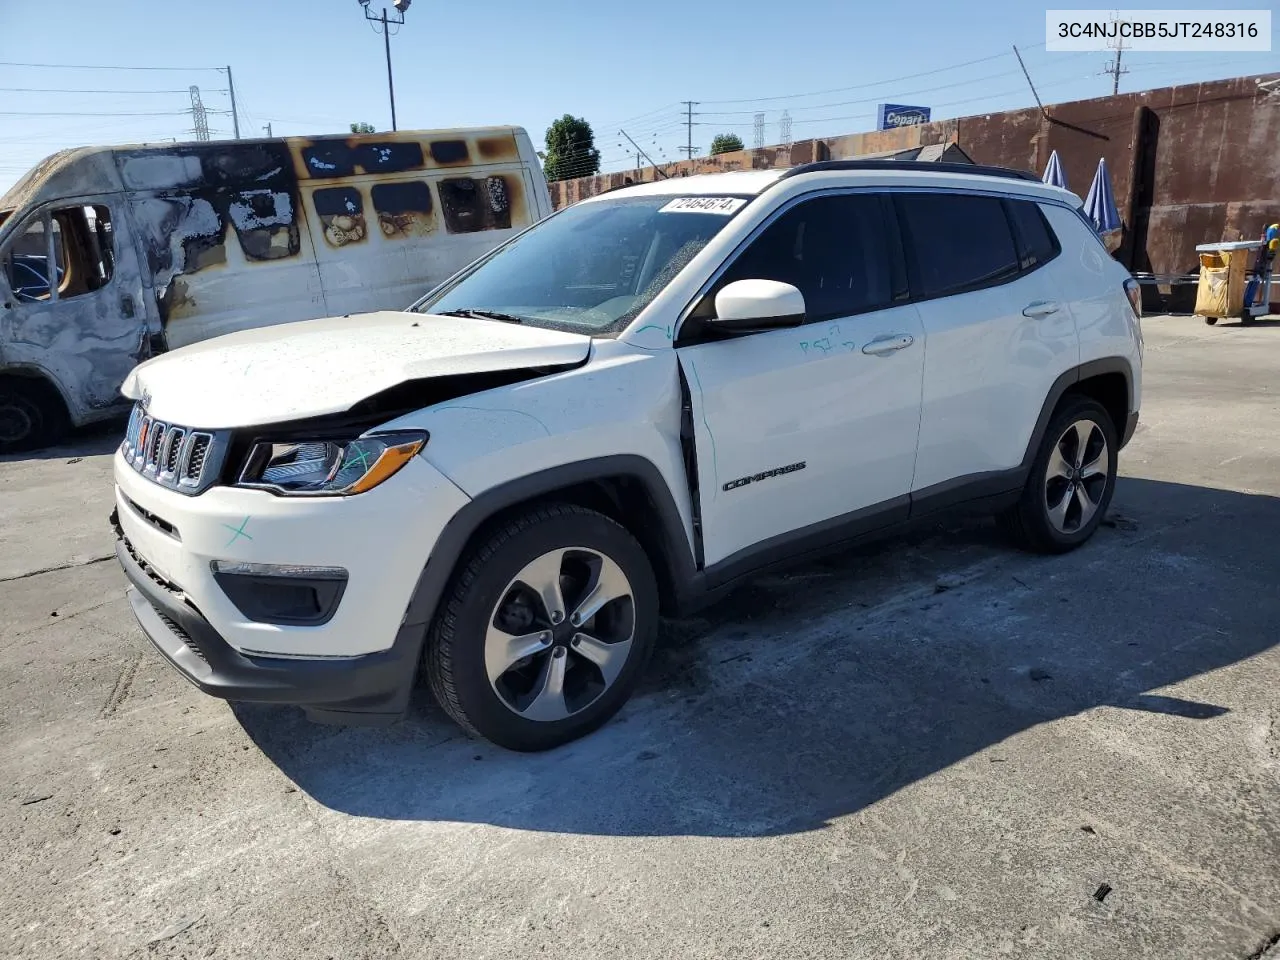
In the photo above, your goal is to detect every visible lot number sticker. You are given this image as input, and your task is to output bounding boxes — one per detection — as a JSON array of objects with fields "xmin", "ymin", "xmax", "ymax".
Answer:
[{"xmin": 659, "ymin": 196, "xmax": 747, "ymax": 215}]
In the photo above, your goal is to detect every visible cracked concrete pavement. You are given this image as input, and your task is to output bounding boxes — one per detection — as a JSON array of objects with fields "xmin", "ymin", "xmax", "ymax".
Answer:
[{"xmin": 1, "ymin": 315, "xmax": 1278, "ymax": 959}]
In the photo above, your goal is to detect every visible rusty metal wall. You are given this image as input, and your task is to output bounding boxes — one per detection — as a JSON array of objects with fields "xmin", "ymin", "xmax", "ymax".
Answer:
[{"xmin": 549, "ymin": 74, "xmax": 1280, "ymax": 303}]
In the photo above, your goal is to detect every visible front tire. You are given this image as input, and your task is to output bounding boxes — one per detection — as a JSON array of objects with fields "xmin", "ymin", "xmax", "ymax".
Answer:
[
  {"xmin": 0, "ymin": 377, "xmax": 69, "ymax": 455},
  {"xmin": 1000, "ymin": 395, "xmax": 1118, "ymax": 554},
  {"xmin": 424, "ymin": 503, "xmax": 658, "ymax": 751}
]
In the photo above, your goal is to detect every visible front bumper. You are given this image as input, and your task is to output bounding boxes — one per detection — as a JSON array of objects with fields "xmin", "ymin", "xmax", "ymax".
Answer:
[
  {"xmin": 115, "ymin": 513, "xmax": 420, "ymax": 721},
  {"xmin": 110, "ymin": 443, "xmax": 471, "ymax": 721}
]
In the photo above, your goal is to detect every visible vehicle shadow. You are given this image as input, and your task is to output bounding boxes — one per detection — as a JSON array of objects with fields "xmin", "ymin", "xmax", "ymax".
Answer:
[
  {"xmin": 0, "ymin": 417, "xmax": 126, "ymax": 464},
  {"xmin": 236, "ymin": 476, "xmax": 1280, "ymax": 838}
]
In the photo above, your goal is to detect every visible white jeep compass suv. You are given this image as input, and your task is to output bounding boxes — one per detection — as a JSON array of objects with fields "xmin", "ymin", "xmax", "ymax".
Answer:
[{"xmin": 110, "ymin": 161, "xmax": 1143, "ymax": 751}]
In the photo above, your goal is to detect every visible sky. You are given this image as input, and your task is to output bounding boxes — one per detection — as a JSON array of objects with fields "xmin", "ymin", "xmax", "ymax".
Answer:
[{"xmin": 1, "ymin": 0, "xmax": 1277, "ymax": 195}]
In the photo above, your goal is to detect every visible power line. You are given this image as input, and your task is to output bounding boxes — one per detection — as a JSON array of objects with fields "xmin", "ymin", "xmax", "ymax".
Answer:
[
  {"xmin": 694, "ymin": 67, "xmax": 1025, "ymax": 117},
  {"xmin": 0, "ymin": 87, "xmax": 227, "ymax": 95},
  {"xmin": 0, "ymin": 109, "xmax": 198, "ymax": 117},
  {"xmin": 697, "ymin": 43, "xmax": 1045, "ymax": 106},
  {"xmin": 0, "ymin": 61, "xmax": 223, "ymax": 72}
]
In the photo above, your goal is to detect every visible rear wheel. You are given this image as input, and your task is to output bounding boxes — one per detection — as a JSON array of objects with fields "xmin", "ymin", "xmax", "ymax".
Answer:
[
  {"xmin": 424, "ymin": 503, "xmax": 658, "ymax": 751},
  {"xmin": 0, "ymin": 377, "xmax": 69, "ymax": 454},
  {"xmin": 1000, "ymin": 395, "xmax": 1118, "ymax": 554}
]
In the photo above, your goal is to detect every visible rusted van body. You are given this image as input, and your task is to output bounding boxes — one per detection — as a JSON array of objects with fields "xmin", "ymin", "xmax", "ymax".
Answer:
[{"xmin": 0, "ymin": 126, "xmax": 551, "ymax": 452}]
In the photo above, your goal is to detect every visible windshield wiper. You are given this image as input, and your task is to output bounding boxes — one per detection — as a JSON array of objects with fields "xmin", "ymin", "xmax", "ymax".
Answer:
[{"xmin": 437, "ymin": 308, "xmax": 524, "ymax": 324}]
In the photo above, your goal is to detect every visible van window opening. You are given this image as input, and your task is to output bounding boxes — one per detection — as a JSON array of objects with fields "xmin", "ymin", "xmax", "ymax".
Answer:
[{"xmin": 2, "ymin": 205, "xmax": 113, "ymax": 303}]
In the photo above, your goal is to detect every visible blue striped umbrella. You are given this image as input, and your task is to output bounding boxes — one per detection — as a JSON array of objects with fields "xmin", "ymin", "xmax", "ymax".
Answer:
[
  {"xmin": 1042, "ymin": 150, "xmax": 1068, "ymax": 190},
  {"xmin": 1084, "ymin": 157, "xmax": 1122, "ymax": 235}
]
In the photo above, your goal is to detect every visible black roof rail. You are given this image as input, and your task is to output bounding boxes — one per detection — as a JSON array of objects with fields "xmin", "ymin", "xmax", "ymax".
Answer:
[{"xmin": 774, "ymin": 159, "xmax": 1043, "ymax": 183}]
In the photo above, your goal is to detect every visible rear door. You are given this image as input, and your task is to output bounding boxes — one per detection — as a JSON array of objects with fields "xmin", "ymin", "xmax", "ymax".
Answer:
[
  {"xmin": 898, "ymin": 191, "xmax": 1078, "ymax": 496},
  {"xmin": 676, "ymin": 191, "xmax": 926, "ymax": 568}
]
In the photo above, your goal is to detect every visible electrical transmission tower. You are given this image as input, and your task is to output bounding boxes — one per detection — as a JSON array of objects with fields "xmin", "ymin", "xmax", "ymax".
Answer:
[
  {"xmin": 779, "ymin": 110, "xmax": 793, "ymax": 150},
  {"xmin": 189, "ymin": 86, "xmax": 210, "ymax": 142},
  {"xmin": 753, "ymin": 112, "xmax": 765, "ymax": 151}
]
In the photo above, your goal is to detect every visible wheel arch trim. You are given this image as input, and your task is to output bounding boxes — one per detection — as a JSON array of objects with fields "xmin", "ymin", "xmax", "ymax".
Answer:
[
  {"xmin": 400, "ymin": 455, "xmax": 697, "ymax": 635},
  {"xmin": 1022, "ymin": 357, "xmax": 1134, "ymax": 471}
]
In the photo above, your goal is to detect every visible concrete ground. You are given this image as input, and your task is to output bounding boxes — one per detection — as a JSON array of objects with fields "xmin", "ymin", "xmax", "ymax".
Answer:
[{"xmin": 1, "ymin": 315, "xmax": 1277, "ymax": 960}]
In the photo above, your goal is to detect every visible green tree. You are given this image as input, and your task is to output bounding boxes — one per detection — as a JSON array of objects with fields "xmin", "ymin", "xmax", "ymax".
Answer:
[
  {"xmin": 543, "ymin": 114, "xmax": 601, "ymax": 182},
  {"xmin": 710, "ymin": 133, "xmax": 745, "ymax": 156},
  {"xmin": 350, "ymin": 122, "xmax": 376, "ymax": 134}
]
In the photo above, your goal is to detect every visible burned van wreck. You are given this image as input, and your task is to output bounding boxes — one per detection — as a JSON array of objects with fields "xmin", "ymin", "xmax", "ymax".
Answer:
[{"xmin": 0, "ymin": 126, "xmax": 550, "ymax": 452}]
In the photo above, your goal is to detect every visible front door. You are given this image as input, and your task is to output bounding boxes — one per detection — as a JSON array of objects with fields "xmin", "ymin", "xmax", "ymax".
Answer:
[
  {"xmin": 1, "ymin": 199, "xmax": 148, "ymax": 416},
  {"xmin": 676, "ymin": 192, "xmax": 926, "ymax": 570}
]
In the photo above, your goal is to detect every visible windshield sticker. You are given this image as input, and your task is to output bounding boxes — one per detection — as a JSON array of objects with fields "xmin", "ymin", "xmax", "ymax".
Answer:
[{"xmin": 659, "ymin": 196, "xmax": 747, "ymax": 215}]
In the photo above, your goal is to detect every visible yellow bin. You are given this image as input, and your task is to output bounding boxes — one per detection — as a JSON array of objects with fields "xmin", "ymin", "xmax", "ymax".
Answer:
[{"xmin": 1195, "ymin": 249, "xmax": 1247, "ymax": 319}]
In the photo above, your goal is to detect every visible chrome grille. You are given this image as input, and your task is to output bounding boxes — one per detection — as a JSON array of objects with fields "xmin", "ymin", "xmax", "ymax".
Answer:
[{"xmin": 119, "ymin": 402, "xmax": 227, "ymax": 496}]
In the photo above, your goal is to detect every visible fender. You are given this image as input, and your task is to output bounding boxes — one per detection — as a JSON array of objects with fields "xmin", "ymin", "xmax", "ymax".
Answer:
[
  {"xmin": 302, "ymin": 455, "xmax": 700, "ymax": 724},
  {"xmin": 1021, "ymin": 357, "xmax": 1136, "ymax": 471},
  {"xmin": 900, "ymin": 356, "xmax": 1136, "ymax": 524},
  {"xmin": 399, "ymin": 454, "xmax": 698, "ymax": 633}
]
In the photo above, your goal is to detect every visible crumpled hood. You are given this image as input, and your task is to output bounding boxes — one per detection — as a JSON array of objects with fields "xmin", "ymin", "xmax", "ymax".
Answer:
[{"xmin": 122, "ymin": 311, "xmax": 592, "ymax": 428}]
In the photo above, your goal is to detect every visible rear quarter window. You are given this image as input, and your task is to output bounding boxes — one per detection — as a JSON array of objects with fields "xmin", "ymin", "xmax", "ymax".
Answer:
[{"xmin": 1005, "ymin": 198, "xmax": 1061, "ymax": 271}]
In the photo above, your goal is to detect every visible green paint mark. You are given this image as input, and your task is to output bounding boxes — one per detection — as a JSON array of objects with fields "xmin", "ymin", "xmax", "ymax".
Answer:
[
  {"xmin": 686, "ymin": 360, "xmax": 720, "ymax": 489},
  {"xmin": 347, "ymin": 447, "xmax": 372, "ymax": 472},
  {"xmin": 223, "ymin": 517, "xmax": 253, "ymax": 547},
  {"xmin": 635, "ymin": 324, "xmax": 673, "ymax": 340}
]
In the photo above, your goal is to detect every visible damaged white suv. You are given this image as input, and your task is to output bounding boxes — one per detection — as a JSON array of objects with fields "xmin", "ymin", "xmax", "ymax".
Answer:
[{"xmin": 111, "ymin": 162, "xmax": 1143, "ymax": 751}]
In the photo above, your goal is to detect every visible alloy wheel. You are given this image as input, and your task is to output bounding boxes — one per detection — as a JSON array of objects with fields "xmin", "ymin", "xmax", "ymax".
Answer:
[
  {"xmin": 485, "ymin": 547, "xmax": 636, "ymax": 722},
  {"xmin": 1044, "ymin": 418, "xmax": 1109, "ymax": 534}
]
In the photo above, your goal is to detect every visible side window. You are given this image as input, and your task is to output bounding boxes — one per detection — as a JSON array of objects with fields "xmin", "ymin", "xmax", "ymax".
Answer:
[
  {"xmin": 371, "ymin": 181, "xmax": 435, "ymax": 239},
  {"xmin": 228, "ymin": 189, "xmax": 300, "ymax": 260},
  {"xmin": 896, "ymin": 192, "xmax": 1019, "ymax": 299},
  {"xmin": 713, "ymin": 194, "xmax": 898, "ymax": 324},
  {"xmin": 313, "ymin": 187, "xmax": 367, "ymax": 248},
  {"xmin": 1005, "ymin": 199, "xmax": 1061, "ymax": 271},
  {"xmin": 438, "ymin": 176, "xmax": 513, "ymax": 234},
  {"xmin": 3, "ymin": 205, "xmax": 113, "ymax": 303}
]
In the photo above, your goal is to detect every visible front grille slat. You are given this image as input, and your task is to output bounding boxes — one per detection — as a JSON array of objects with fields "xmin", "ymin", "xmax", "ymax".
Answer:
[
  {"xmin": 162, "ymin": 428, "xmax": 186, "ymax": 477},
  {"xmin": 121, "ymin": 402, "xmax": 224, "ymax": 496},
  {"xmin": 182, "ymin": 434, "xmax": 212, "ymax": 487},
  {"xmin": 145, "ymin": 422, "xmax": 166, "ymax": 472}
]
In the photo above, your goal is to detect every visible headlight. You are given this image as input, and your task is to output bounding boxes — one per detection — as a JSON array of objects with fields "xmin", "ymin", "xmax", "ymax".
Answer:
[{"xmin": 236, "ymin": 431, "xmax": 427, "ymax": 496}]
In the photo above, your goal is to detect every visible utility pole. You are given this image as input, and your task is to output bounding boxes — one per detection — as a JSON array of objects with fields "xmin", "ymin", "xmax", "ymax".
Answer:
[
  {"xmin": 681, "ymin": 101, "xmax": 698, "ymax": 158},
  {"xmin": 1012, "ymin": 44, "xmax": 1048, "ymax": 118},
  {"xmin": 358, "ymin": 1, "xmax": 410, "ymax": 132},
  {"xmin": 189, "ymin": 86, "xmax": 210, "ymax": 142},
  {"xmin": 263, "ymin": 122, "xmax": 273, "ymax": 138},
  {"xmin": 1102, "ymin": 14, "xmax": 1130, "ymax": 95},
  {"xmin": 382, "ymin": 8, "xmax": 397, "ymax": 131},
  {"xmin": 619, "ymin": 128, "xmax": 669, "ymax": 178},
  {"xmin": 224, "ymin": 65, "xmax": 241, "ymax": 139},
  {"xmin": 1103, "ymin": 41, "xmax": 1128, "ymax": 94}
]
